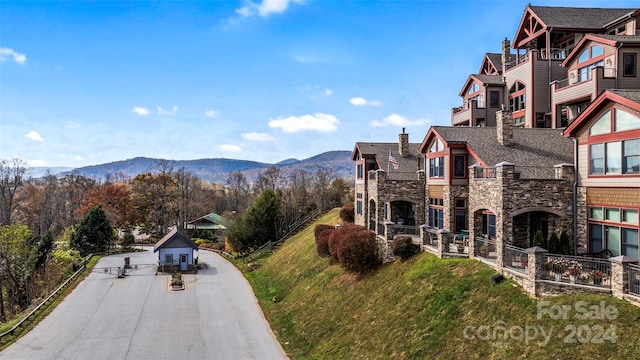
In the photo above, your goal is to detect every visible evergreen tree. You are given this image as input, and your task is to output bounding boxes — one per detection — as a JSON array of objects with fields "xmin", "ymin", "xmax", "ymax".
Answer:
[
  {"xmin": 227, "ymin": 189, "xmax": 282, "ymax": 252},
  {"xmin": 71, "ymin": 205, "xmax": 114, "ymax": 256}
]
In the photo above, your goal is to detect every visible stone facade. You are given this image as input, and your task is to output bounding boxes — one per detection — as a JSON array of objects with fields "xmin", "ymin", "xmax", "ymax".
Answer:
[{"xmin": 368, "ymin": 170, "xmax": 424, "ymax": 229}]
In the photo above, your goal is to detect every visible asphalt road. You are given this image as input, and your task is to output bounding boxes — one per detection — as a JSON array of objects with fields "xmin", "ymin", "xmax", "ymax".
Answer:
[{"xmin": 0, "ymin": 249, "xmax": 288, "ymax": 360}]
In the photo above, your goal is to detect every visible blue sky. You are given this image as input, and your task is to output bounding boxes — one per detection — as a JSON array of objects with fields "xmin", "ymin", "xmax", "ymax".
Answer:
[{"xmin": 1, "ymin": 0, "xmax": 635, "ymax": 168}]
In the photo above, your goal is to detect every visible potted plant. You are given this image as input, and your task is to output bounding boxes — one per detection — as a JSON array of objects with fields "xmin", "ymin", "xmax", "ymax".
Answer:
[
  {"xmin": 567, "ymin": 262, "xmax": 582, "ymax": 284},
  {"xmin": 457, "ymin": 243, "xmax": 465, "ymax": 253},
  {"xmin": 589, "ymin": 270, "xmax": 606, "ymax": 285},
  {"xmin": 546, "ymin": 257, "xmax": 568, "ymax": 281}
]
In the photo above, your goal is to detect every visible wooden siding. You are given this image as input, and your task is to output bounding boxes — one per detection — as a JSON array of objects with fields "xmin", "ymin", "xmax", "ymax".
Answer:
[
  {"xmin": 618, "ymin": 48, "xmax": 640, "ymax": 89},
  {"xmin": 586, "ymin": 187, "xmax": 640, "ymax": 208},
  {"xmin": 427, "ymin": 185, "xmax": 444, "ymax": 198},
  {"xmin": 505, "ymin": 61, "xmax": 533, "ymax": 127}
]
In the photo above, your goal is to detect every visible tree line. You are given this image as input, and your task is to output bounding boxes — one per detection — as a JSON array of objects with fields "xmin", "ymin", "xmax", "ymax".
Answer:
[{"xmin": 0, "ymin": 157, "xmax": 351, "ymax": 323}]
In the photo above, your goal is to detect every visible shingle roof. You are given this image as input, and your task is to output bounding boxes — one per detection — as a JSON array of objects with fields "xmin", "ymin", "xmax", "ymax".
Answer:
[
  {"xmin": 473, "ymin": 74, "xmax": 505, "ymax": 86},
  {"xmin": 486, "ymin": 53, "xmax": 503, "ymax": 72},
  {"xmin": 153, "ymin": 228, "xmax": 198, "ymax": 252},
  {"xmin": 432, "ymin": 126, "xmax": 573, "ymax": 167},
  {"xmin": 588, "ymin": 34, "xmax": 640, "ymax": 44},
  {"xmin": 187, "ymin": 212, "xmax": 230, "ymax": 228},
  {"xmin": 354, "ymin": 142, "xmax": 421, "ymax": 180},
  {"xmin": 529, "ymin": 6, "xmax": 637, "ymax": 29},
  {"xmin": 609, "ymin": 89, "xmax": 640, "ymax": 103}
]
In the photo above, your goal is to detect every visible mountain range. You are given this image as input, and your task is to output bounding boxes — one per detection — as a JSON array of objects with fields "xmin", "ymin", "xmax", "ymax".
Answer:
[{"xmin": 26, "ymin": 150, "xmax": 354, "ymax": 184}]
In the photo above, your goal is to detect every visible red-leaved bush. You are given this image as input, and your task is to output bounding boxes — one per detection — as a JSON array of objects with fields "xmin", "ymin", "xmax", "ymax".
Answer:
[
  {"xmin": 339, "ymin": 203, "xmax": 355, "ymax": 223},
  {"xmin": 314, "ymin": 224, "xmax": 335, "ymax": 258},
  {"xmin": 333, "ymin": 224, "xmax": 381, "ymax": 274}
]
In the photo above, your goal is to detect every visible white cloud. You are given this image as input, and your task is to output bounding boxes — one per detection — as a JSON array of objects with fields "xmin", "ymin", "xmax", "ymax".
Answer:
[
  {"xmin": 157, "ymin": 106, "xmax": 178, "ymax": 116},
  {"xmin": 325, "ymin": 89, "xmax": 333, "ymax": 96},
  {"xmin": 370, "ymin": 113, "xmax": 430, "ymax": 128},
  {"xmin": 220, "ymin": 144, "xmax": 242, "ymax": 152},
  {"xmin": 350, "ymin": 97, "xmax": 381, "ymax": 106},
  {"xmin": 242, "ymin": 132, "xmax": 275, "ymax": 141},
  {"xmin": 65, "ymin": 121, "xmax": 81, "ymax": 129},
  {"xmin": 26, "ymin": 131, "xmax": 43, "ymax": 142},
  {"xmin": 0, "ymin": 48, "xmax": 26, "ymax": 65},
  {"xmin": 295, "ymin": 55, "xmax": 315, "ymax": 63},
  {"xmin": 132, "ymin": 106, "xmax": 150, "ymax": 116},
  {"xmin": 74, "ymin": 155, "xmax": 84, "ymax": 161},
  {"xmin": 205, "ymin": 110, "xmax": 218, "ymax": 118},
  {"xmin": 269, "ymin": 113, "xmax": 339, "ymax": 133},
  {"xmin": 28, "ymin": 160, "xmax": 47, "ymax": 167},
  {"xmin": 235, "ymin": 0, "xmax": 302, "ymax": 18}
]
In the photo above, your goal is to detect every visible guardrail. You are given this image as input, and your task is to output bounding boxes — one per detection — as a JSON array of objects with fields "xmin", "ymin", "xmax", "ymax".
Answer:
[{"xmin": 0, "ymin": 253, "xmax": 98, "ymax": 343}]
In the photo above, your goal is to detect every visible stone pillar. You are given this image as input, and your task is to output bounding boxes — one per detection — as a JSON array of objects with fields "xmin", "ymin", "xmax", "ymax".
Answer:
[
  {"xmin": 526, "ymin": 246, "xmax": 547, "ymax": 297},
  {"xmin": 419, "ymin": 224, "xmax": 428, "ymax": 250},
  {"xmin": 383, "ymin": 221, "xmax": 395, "ymax": 242},
  {"xmin": 554, "ymin": 163, "xmax": 574, "ymax": 180},
  {"xmin": 610, "ymin": 256, "xmax": 635, "ymax": 300},
  {"xmin": 436, "ymin": 229, "xmax": 450, "ymax": 258}
]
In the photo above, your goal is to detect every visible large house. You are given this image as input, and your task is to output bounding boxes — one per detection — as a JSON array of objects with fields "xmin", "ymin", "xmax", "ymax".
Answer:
[
  {"xmin": 564, "ymin": 89, "xmax": 640, "ymax": 260},
  {"xmin": 452, "ymin": 5, "xmax": 640, "ymax": 129},
  {"xmin": 352, "ymin": 129, "xmax": 423, "ymax": 242},
  {"xmin": 419, "ymin": 111, "xmax": 574, "ymax": 250}
]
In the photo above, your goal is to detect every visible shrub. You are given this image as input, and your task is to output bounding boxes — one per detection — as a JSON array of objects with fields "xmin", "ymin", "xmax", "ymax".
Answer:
[
  {"xmin": 339, "ymin": 203, "xmax": 355, "ymax": 223},
  {"xmin": 314, "ymin": 224, "xmax": 335, "ymax": 258},
  {"xmin": 559, "ymin": 230, "xmax": 571, "ymax": 255},
  {"xmin": 533, "ymin": 230, "xmax": 546, "ymax": 249},
  {"xmin": 391, "ymin": 236, "xmax": 420, "ymax": 261},
  {"xmin": 328, "ymin": 231, "xmax": 341, "ymax": 263},
  {"xmin": 547, "ymin": 232, "xmax": 560, "ymax": 253},
  {"xmin": 334, "ymin": 224, "xmax": 381, "ymax": 274}
]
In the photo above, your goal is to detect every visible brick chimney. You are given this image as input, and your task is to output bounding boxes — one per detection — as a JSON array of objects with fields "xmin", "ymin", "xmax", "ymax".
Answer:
[
  {"xmin": 399, "ymin": 128, "xmax": 409, "ymax": 158},
  {"xmin": 497, "ymin": 110, "xmax": 513, "ymax": 146},
  {"xmin": 501, "ymin": 37, "xmax": 511, "ymax": 73}
]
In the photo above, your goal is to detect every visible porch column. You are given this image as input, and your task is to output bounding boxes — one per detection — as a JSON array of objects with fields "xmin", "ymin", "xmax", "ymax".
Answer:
[
  {"xmin": 383, "ymin": 221, "xmax": 395, "ymax": 242},
  {"xmin": 436, "ymin": 229, "xmax": 450, "ymax": 258},
  {"xmin": 526, "ymin": 246, "xmax": 547, "ymax": 297},
  {"xmin": 610, "ymin": 256, "xmax": 636, "ymax": 300}
]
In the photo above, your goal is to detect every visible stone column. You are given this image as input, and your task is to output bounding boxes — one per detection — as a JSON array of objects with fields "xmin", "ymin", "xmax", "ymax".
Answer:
[
  {"xmin": 383, "ymin": 221, "xmax": 395, "ymax": 242},
  {"xmin": 526, "ymin": 246, "xmax": 547, "ymax": 297},
  {"xmin": 419, "ymin": 224, "xmax": 428, "ymax": 250},
  {"xmin": 436, "ymin": 229, "xmax": 450, "ymax": 258},
  {"xmin": 610, "ymin": 256, "xmax": 635, "ymax": 299}
]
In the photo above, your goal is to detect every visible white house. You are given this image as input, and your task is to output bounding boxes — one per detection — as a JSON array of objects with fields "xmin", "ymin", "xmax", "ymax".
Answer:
[{"xmin": 154, "ymin": 229, "xmax": 199, "ymax": 272}]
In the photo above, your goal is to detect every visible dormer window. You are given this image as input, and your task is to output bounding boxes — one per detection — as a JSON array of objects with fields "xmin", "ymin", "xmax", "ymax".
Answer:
[
  {"xmin": 509, "ymin": 81, "xmax": 526, "ymax": 113},
  {"xmin": 429, "ymin": 138, "xmax": 444, "ymax": 153},
  {"xmin": 467, "ymin": 83, "xmax": 480, "ymax": 95}
]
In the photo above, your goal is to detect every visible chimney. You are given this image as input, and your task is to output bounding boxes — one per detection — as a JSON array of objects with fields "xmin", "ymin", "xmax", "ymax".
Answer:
[
  {"xmin": 399, "ymin": 128, "xmax": 409, "ymax": 158},
  {"xmin": 496, "ymin": 110, "xmax": 513, "ymax": 146},
  {"xmin": 501, "ymin": 37, "xmax": 511, "ymax": 73}
]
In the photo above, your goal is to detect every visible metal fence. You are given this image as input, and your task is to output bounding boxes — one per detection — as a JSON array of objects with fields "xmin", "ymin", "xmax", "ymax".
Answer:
[
  {"xmin": 474, "ymin": 237, "xmax": 497, "ymax": 263},
  {"xmin": 394, "ymin": 225, "xmax": 419, "ymax": 236},
  {"xmin": 629, "ymin": 264, "xmax": 640, "ymax": 297},
  {"xmin": 543, "ymin": 254, "xmax": 611, "ymax": 287},
  {"xmin": 504, "ymin": 245, "xmax": 528, "ymax": 274},
  {"xmin": 423, "ymin": 230, "xmax": 438, "ymax": 249}
]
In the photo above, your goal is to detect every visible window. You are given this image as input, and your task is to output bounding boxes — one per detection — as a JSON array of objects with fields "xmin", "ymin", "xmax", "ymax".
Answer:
[
  {"xmin": 623, "ymin": 53, "xmax": 637, "ymax": 77},
  {"xmin": 467, "ymin": 83, "xmax": 480, "ymax": 95},
  {"xmin": 589, "ymin": 139, "xmax": 639, "ymax": 175},
  {"xmin": 429, "ymin": 138, "xmax": 444, "ymax": 153},
  {"xmin": 490, "ymin": 91, "xmax": 500, "ymax": 108},
  {"xmin": 589, "ymin": 206, "xmax": 640, "ymax": 259},
  {"xmin": 165, "ymin": 254, "xmax": 173, "ymax": 264},
  {"xmin": 453, "ymin": 155, "xmax": 466, "ymax": 178},
  {"xmin": 429, "ymin": 157, "xmax": 444, "ymax": 178},
  {"xmin": 508, "ymin": 82, "xmax": 526, "ymax": 112},
  {"xmin": 487, "ymin": 214, "xmax": 496, "ymax": 239},
  {"xmin": 357, "ymin": 164, "xmax": 363, "ymax": 179},
  {"xmin": 578, "ymin": 60, "xmax": 603, "ymax": 82},
  {"xmin": 615, "ymin": 109, "xmax": 640, "ymax": 132},
  {"xmin": 455, "ymin": 211, "xmax": 467, "ymax": 233},
  {"xmin": 578, "ymin": 45, "xmax": 604, "ymax": 64},
  {"xmin": 590, "ymin": 110, "xmax": 611, "ymax": 135},
  {"xmin": 356, "ymin": 200, "xmax": 363, "ymax": 215},
  {"xmin": 429, "ymin": 197, "xmax": 445, "ymax": 228}
]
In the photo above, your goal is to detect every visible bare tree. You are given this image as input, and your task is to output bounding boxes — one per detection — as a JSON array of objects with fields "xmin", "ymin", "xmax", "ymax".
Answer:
[
  {"xmin": 253, "ymin": 167, "xmax": 283, "ymax": 193},
  {"xmin": 0, "ymin": 158, "xmax": 28, "ymax": 225},
  {"xmin": 226, "ymin": 171, "xmax": 250, "ymax": 214}
]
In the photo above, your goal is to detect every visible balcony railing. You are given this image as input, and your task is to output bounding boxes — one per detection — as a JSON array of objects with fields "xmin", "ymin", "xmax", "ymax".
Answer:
[
  {"xmin": 473, "ymin": 165, "xmax": 566, "ymax": 180},
  {"xmin": 543, "ymin": 254, "xmax": 612, "ymax": 288},
  {"xmin": 394, "ymin": 225, "xmax": 419, "ymax": 236},
  {"xmin": 504, "ymin": 245, "xmax": 528, "ymax": 274},
  {"xmin": 475, "ymin": 236, "xmax": 497, "ymax": 263},
  {"xmin": 629, "ymin": 264, "xmax": 640, "ymax": 297}
]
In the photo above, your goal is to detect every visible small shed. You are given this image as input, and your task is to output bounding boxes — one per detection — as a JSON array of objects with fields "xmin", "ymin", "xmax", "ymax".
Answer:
[{"xmin": 154, "ymin": 229, "xmax": 199, "ymax": 272}]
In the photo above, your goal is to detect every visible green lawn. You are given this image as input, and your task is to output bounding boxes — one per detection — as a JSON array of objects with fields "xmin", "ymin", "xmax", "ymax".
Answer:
[{"xmin": 241, "ymin": 209, "xmax": 640, "ymax": 359}]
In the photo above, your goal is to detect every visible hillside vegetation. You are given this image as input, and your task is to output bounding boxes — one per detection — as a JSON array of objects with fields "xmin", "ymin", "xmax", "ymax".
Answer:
[{"xmin": 242, "ymin": 209, "xmax": 640, "ymax": 359}]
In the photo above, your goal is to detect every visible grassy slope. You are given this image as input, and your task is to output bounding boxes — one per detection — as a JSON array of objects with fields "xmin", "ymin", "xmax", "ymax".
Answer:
[{"xmin": 242, "ymin": 210, "xmax": 640, "ymax": 359}]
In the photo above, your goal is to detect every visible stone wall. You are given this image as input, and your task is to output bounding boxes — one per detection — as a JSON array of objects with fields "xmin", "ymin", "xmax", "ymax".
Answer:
[{"xmin": 368, "ymin": 170, "xmax": 424, "ymax": 229}]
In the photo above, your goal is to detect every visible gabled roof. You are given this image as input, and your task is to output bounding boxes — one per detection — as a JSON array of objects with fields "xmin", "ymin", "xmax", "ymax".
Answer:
[
  {"xmin": 513, "ymin": 5, "xmax": 638, "ymax": 48},
  {"xmin": 480, "ymin": 53, "xmax": 503, "ymax": 75},
  {"xmin": 459, "ymin": 74, "xmax": 505, "ymax": 96},
  {"xmin": 153, "ymin": 228, "xmax": 199, "ymax": 252},
  {"xmin": 564, "ymin": 89, "xmax": 640, "ymax": 136},
  {"xmin": 421, "ymin": 126, "xmax": 573, "ymax": 168},
  {"xmin": 562, "ymin": 34, "xmax": 640, "ymax": 66},
  {"xmin": 187, "ymin": 212, "xmax": 230, "ymax": 228},
  {"xmin": 352, "ymin": 141, "xmax": 421, "ymax": 180}
]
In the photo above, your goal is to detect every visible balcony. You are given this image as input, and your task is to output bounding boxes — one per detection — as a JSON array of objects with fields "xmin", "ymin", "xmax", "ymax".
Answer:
[
  {"xmin": 451, "ymin": 99, "xmax": 485, "ymax": 126},
  {"xmin": 551, "ymin": 66, "xmax": 616, "ymax": 126}
]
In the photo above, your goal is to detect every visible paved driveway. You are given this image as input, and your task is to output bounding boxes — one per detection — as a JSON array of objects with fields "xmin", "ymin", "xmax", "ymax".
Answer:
[{"xmin": 0, "ymin": 249, "xmax": 287, "ymax": 360}]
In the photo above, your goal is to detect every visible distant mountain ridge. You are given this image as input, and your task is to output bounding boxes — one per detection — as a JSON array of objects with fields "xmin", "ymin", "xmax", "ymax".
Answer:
[{"xmin": 35, "ymin": 150, "xmax": 353, "ymax": 183}]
